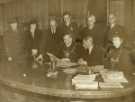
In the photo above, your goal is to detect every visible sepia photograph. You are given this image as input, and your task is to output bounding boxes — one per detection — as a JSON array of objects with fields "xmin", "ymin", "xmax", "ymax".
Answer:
[{"xmin": 0, "ymin": 0, "xmax": 135, "ymax": 102}]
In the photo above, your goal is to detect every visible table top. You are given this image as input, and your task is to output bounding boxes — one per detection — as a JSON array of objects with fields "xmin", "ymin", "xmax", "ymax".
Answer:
[{"xmin": 0, "ymin": 61, "xmax": 135, "ymax": 99}]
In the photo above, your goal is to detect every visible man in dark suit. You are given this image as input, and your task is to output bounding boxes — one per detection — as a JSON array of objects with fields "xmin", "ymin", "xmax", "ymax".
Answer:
[
  {"xmin": 4, "ymin": 19, "xmax": 27, "ymax": 75},
  {"xmin": 45, "ymin": 18, "xmax": 61, "ymax": 55},
  {"xmin": 38, "ymin": 18, "xmax": 61, "ymax": 62},
  {"xmin": 77, "ymin": 35, "xmax": 105, "ymax": 66},
  {"xmin": 105, "ymin": 14, "xmax": 127, "ymax": 52},
  {"xmin": 4, "ymin": 19, "xmax": 26, "ymax": 62},
  {"xmin": 79, "ymin": 14, "xmax": 106, "ymax": 47},
  {"xmin": 106, "ymin": 34, "xmax": 134, "ymax": 74},
  {"xmin": 56, "ymin": 34, "xmax": 78, "ymax": 62},
  {"xmin": 59, "ymin": 12, "xmax": 78, "ymax": 41},
  {"xmin": 24, "ymin": 20, "xmax": 43, "ymax": 66}
]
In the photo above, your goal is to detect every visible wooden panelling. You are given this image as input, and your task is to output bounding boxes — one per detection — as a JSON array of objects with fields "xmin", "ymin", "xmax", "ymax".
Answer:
[
  {"xmin": 0, "ymin": 5, "xmax": 4, "ymax": 35},
  {"xmin": 3, "ymin": 0, "xmax": 48, "ymax": 31},
  {"xmin": 1, "ymin": 0, "xmax": 107, "ymax": 32},
  {"xmin": 48, "ymin": 0, "xmax": 61, "ymax": 17},
  {"xmin": 88, "ymin": 0, "xmax": 107, "ymax": 23},
  {"xmin": 108, "ymin": 0, "xmax": 125, "ymax": 26},
  {"xmin": 108, "ymin": 0, "xmax": 134, "ymax": 40},
  {"xmin": 48, "ymin": 0, "xmax": 88, "ymax": 26},
  {"xmin": 0, "ymin": 0, "xmax": 16, "ymax": 4}
]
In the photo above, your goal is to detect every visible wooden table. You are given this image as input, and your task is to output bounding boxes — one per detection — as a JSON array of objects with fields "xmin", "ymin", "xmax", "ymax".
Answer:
[{"xmin": 0, "ymin": 61, "xmax": 135, "ymax": 102}]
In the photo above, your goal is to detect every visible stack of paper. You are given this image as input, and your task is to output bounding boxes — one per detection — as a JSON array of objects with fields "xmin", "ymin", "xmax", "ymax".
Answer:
[
  {"xmin": 72, "ymin": 74, "xmax": 96, "ymax": 84},
  {"xmin": 72, "ymin": 74, "xmax": 98, "ymax": 90},
  {"xmin": 101, "ymin": 71, "xmax": 128, "ymax": 83},
  {"xmin": 99, "ymin": 82, "xmax": 124, "ymax": 89},
  {"xmin": 75, "ymin": 82, "xmax": 99, "ymax": 90}
]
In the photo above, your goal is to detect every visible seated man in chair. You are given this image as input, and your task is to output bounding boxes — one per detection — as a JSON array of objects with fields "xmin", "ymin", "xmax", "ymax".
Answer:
[
  {"xmin": 56, "ymin": 33, "xmax": 78, "ymax": 63},
  {"xmin": 77, "ymin": 35, "xmax": 105, "ymax": 66}
]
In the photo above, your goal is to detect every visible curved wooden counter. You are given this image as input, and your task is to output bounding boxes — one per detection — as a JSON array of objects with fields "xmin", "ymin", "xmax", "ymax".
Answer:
[{"xmin": 0, "ymin": 62, "xmax": 135, "ymax": 100}]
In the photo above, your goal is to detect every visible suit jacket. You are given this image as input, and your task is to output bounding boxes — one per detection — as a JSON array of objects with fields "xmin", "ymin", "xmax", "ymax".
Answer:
[
  {"xmin": 79, "ymin": 24, "xmax": 107, "ymax": 46},
  {"xmin": 25, "ymin": 28, "xmax": 42, "ymax": 54},
  {"xmin": 58, "ymin": 22, "xmax": 78, "ymax": 40},
  {"xmin": 77, "ymin": 45, "xmax": 105, "ymax": 66},
  {"xmin": 107, "ymin": 24, "xmax": 126, "ymax": 41},
  {"xmin": 56, "ymin": 42, "xmax": 78, "ymax": 62},
  {"xmin": 107, "ymin": 46, "xmax": 134, "ymax": 73},
  {"xmin": 41, "ymin": 28, "xmax": 61, "ymax": 56},
  {"xmin": 4, "ymin": 29, "xmax": 26, "ymax": 61}
]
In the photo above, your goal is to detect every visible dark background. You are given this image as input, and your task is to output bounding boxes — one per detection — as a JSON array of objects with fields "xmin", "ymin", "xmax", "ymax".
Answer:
[{"xmin": 0, "ymin": 0, "xmax": 133, "ymax": 40}]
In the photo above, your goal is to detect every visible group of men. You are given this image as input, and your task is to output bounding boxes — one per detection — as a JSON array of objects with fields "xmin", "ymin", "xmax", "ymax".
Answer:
[{"xmin": 2, "ymin": 12, "xmax": 134, "ymax": 73}]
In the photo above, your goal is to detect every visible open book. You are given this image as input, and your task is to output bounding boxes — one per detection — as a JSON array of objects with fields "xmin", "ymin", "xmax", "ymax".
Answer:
[{"xmin": 101, "ymin": 71, "xmax": 128, "ymax": 83}]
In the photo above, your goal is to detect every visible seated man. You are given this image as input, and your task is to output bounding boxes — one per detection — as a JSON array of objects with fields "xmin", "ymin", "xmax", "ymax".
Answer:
[
  {"xmin": 106, "ymin": 34, "xmax": 134, "ymax": 73},
  {"xmin": 56, "ymin": 34, "xmax": 78, "ymax": 62},
  {"xmin": 77, "ymin": 36, "xmax": 105, "ymax": 66}
]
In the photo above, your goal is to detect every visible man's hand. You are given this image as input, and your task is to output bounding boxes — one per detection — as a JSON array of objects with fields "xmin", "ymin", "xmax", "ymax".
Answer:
[
  {"xmin": 46, "ymin": 52, "xmax": 59, "ymax": 62},
  {"xmin": 32, "ymin": 49, "xmax": 38, "ymax": 56},
  {"xmin": 78, "ymin": 58, "xmax": 87, "ymax": 65},
  {"xmin": 8, "ymin": 57, "xmax": 13, "ymax": 61}
]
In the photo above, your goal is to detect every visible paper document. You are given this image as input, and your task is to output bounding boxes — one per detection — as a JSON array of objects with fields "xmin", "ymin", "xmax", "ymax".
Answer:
[
  {"xmin": 101, "ymin": 71, "xmax": 128, "ymax": 83},
  {"xmin": 75, "ymin": 82, "xmax": 98, "ymax": 90},
  {"xmin": 99, "ymin": 82, "xmax": 124, "ymax": 89}
]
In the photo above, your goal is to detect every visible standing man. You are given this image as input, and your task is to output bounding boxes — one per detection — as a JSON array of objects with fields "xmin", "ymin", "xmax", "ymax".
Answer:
[
  {"xmin": 80, "ymin": 14, "xmax": 106, "ymax": 46},
  {"xmin": 59, "ymin": 12, "xmax": 78, "ymax": 42},
  {"xmin": 4, "ymin": 19, "xmax": 25, "ymax": 62},
  {"xmin": 105, "ymin": 14, "xmax": 127, "ymax": 51},
  {"xmin": 45, "ymin": 18, "xmax": 61, "ymax": 55},
  {"xmin": 39, "ymin": 18, "xmax": 61, "ymax": 61},
  {"xmin": 4, "ymin": 18, "xmax": 26, "ymax": 74},
  {"xmin": 25, "ymin": 20, "xmax": 43, "ymax": 67}
]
